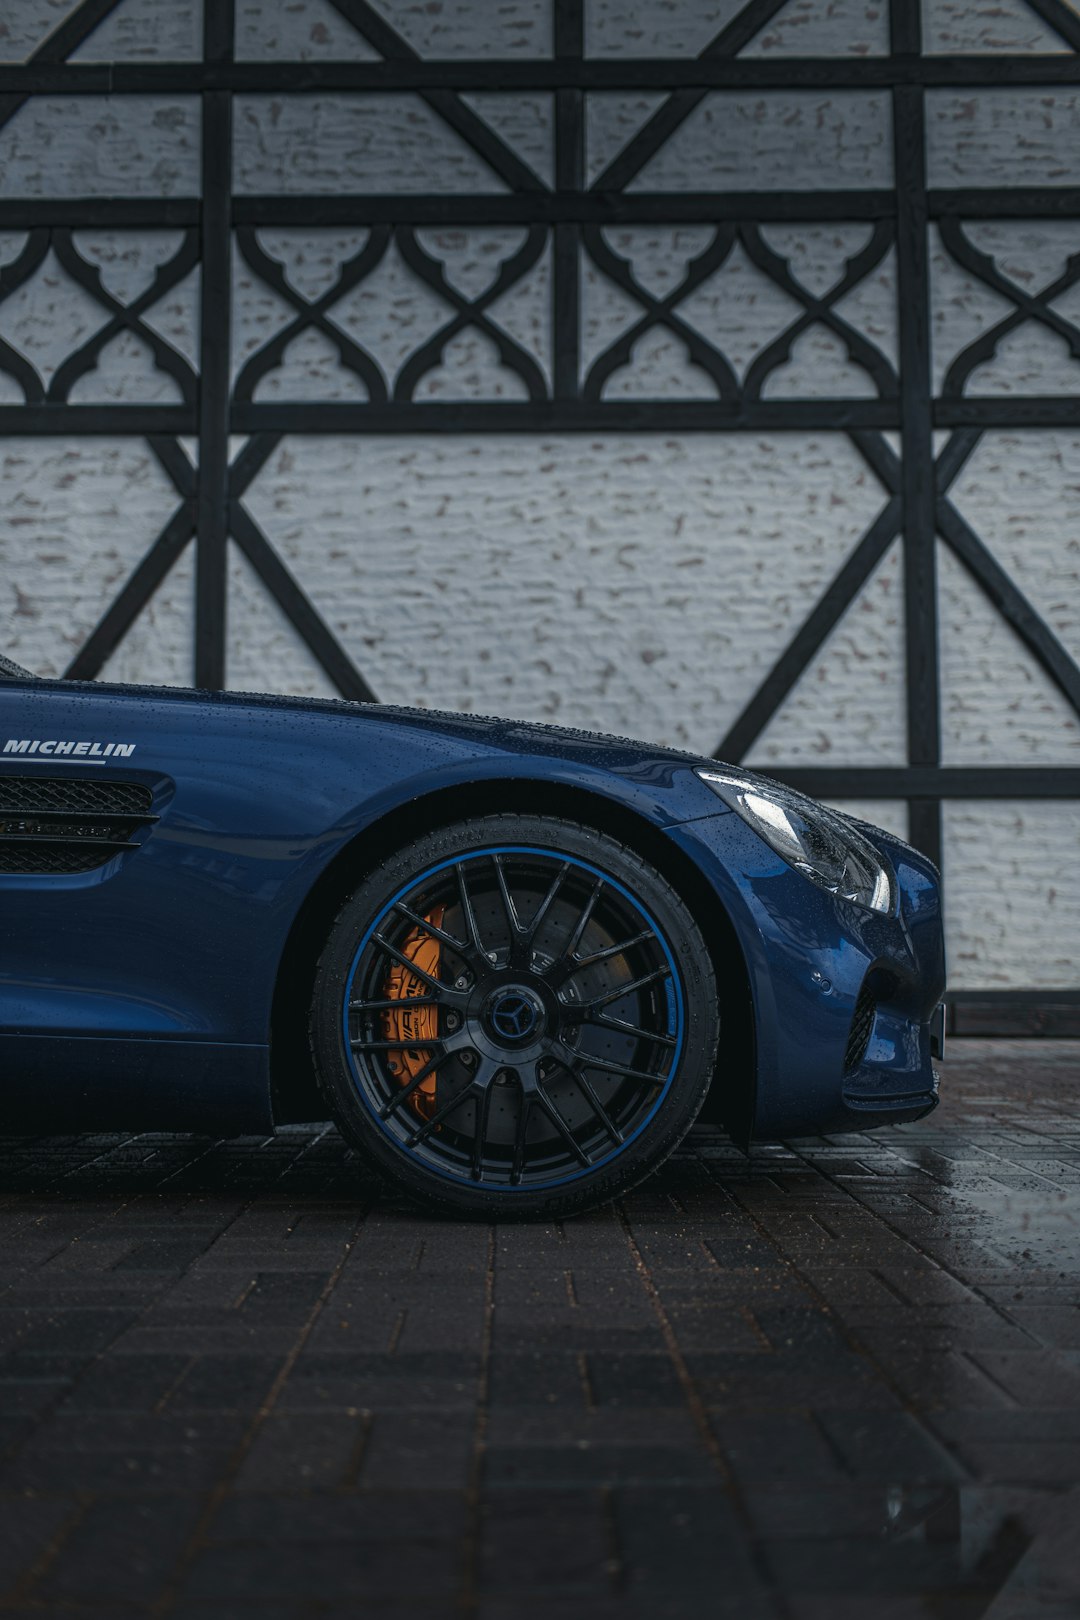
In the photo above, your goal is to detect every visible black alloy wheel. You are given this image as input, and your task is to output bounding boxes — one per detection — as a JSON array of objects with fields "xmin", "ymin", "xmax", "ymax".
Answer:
[{"xmin": 310, "ymin": 814, "xmax": 721, "ymax": 1218}]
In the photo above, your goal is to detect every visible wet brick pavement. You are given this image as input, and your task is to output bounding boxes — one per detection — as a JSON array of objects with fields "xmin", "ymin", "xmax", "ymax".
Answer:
[{"xmin": 0, "ymin": 1039, "xmax": 1077, "ymax": 1619}]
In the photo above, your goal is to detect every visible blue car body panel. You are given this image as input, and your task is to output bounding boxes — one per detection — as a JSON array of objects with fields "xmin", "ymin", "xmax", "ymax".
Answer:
[
  {"xmin": 668, "ymin": 812, "xmax": 945, "ymax": 1137},
  {"xmin": 0, "ymin": 676, "xmax": 945, "ymax": 1141}
]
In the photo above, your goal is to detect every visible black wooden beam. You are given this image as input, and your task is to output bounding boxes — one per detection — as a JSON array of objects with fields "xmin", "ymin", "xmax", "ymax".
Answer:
[
  {"xmin": 936, "ymin": 503, "xmax": 1080, "ymax": 719},
  {"xmin": 230, "ymin": 191, "xmax": 900, "ymax": 226},
  {"xmin": 935, "ymin": 399, "xmax": 1080, "ymax": 427},
  {"xmin": 3, "ymin": 56, "xmax": 1080, "ymax": 95},
  {"xmin": 229, "ymin": 401, "xmax": 904, "ymax": 434},
  {"xmin": 591, "ymin": 0, "xmax": 792, "ymax": 193},
  {"xmin": 947, "ymin": 992, "xmax": 1080, "ymax": 1039},
  {"xmin": 194, "ymin": 0, "xmax": 234, "ymax": 690},
  {"xmin": 324, "ymin": 0, "xmax": 545, "ymax": 193},
  {"xmin": 763, "ymin": 767, "xmax": 1080, "ymax": 798},
  {"xmin": 892, "ymin": 0, "xmax": 943, "ymax": 872},
  {"xmin": 63, "ymin": 502, "xmax": 196, "ymax": 680},
  {"xmin": 228, "ymin": 503, "xmax": 378, "ymax": 703},
  {"xmin": 2, "ymin": 395, "xmax": 1076, "ymax": 436},
  {"xmin": 1023, "ymin": 0, "xmax": 1080, "ymax": 52},
  {"xmin": 3, "ymin": 186, "xmax": 1079, "ymax": 232},
  {"xmin": 553, "ymin": 0, "xmax": 584, "ymax": 406},
  {"xmin": 0, "ymin": 407, "xmax": 197, "ymax": 433},
  {"xmin": 0, "ymin": 0, "xmax": 125, "ymax": 132},
  {"xmin": 715, "ymin": 495, "xmax": 903, "ymax": 764}
]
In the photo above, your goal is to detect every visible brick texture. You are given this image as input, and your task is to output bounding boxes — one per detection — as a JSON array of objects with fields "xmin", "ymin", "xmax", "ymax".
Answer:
[{"xmin": 0, "ymin": 1039, "xmax": 1075, "ymax": 1615}]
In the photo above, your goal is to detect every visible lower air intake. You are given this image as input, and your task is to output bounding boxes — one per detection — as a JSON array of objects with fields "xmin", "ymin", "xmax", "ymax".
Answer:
[{"xmin": 844, "ymin": 984, "xmax": 877, "ymax": 1074}]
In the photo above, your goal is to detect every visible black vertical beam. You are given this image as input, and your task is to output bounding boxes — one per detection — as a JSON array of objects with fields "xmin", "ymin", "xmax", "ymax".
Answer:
[
  {"xmin": 553, "ymin": 1, "xmax": 584, "ymax": 402},
  {"xmin": 195, "ymin": 0, "xmax": 235, "ymax": 688},
  {"xmin": 892, "ymin": 0, "xmax": 942, "ymax": 869}
]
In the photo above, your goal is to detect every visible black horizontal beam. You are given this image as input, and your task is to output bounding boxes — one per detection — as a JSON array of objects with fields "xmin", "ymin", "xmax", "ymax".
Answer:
[
  {"xmin": 946, "ymin": 991, "xmax": 1080, "ymax": 1038},
  {"xmin": 0, "ymin": 407, "xmax": 197, "ymax": 435},
  {"xmin": 233, "ymin": 192, "xmax": 900, "ymax": 228},
  {"xmin": 2, "ymin": 400, "xmax": 1074, "ymax": 437},
  {"xmin": 0, "ymin": 198, "xmax": 201, "ymax": 228},
  {"xmin": 231, "ymin": 190, "xmax": 898, "ymax": 225},
  {"xmin": 5, "ymin": 189, "xmax": 1079, "ymax": 233},
  {"xmin": 950, "ymin": 989, "xmax": 1080, "ymax": 1004},
  {"xmin": 934, "ymin": 399, "xmax": 1080, "ymax": 427},
  {"xmin": 929, "ymin": 187, "xmax": 1080, "ymax": 219},
  {"xmin": 762, "ymin": 767, "xmax": 1080, "ymax": 798},
  {"xmin": 2, "ymin": 54, "xmax": 1079, "ymax": 95},
  {"xmin": 230, "ymin": 401, "xmax": 902, "ymax": 433}
]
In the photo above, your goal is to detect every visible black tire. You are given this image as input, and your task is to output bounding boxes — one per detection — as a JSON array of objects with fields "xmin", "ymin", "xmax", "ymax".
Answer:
[{"xmin": 309, "ymin": 814, "xmax": 720, "ymax": 1219}]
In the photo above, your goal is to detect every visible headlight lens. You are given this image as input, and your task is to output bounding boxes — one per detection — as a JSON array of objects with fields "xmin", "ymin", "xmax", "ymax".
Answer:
[{"xmin": 697, "ymin": 770, "xmax": 894, "ymax": 914}]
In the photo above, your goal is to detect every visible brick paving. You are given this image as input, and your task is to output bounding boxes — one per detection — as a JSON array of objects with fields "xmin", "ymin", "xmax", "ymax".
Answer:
[{"xmin": 0, "ymin": 1040, "xmax": 1077, "ymax": 1618}]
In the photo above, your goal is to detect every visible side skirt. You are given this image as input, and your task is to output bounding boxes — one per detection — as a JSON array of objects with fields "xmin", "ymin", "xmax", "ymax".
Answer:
[{"xmin": 0, "ymin": 1034, "xmax": 273, "ymax": 1136}]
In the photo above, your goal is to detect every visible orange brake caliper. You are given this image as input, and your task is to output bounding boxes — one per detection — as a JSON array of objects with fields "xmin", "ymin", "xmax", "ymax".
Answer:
[{"xmin": 380, "ymin": 906, "xmax": 445, "ymax": 1121}]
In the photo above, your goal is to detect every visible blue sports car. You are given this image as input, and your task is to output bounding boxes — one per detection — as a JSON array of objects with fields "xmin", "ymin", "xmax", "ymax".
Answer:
[{"xmin": 0, "ymin": 653, "xmax": 944, "ymax": 1217}]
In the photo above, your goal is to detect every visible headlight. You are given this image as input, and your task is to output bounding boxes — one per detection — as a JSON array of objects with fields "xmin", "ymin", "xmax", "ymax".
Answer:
[{"xmin": 697, "ymin": 770, "xmax": 895, "ymax": 914}]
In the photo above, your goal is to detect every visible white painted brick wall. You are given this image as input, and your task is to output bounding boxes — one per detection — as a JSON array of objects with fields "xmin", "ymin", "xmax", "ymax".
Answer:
[{"xmin": 1, "ymin": 0, "xmax": 1078, "ymax": 990}]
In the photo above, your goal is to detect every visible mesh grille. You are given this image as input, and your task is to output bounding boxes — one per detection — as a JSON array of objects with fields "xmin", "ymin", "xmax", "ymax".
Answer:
[
  {"xmin": 0, "ymin": 776, "xmax": 154, "ymax": 874},
  {"xmin": 844, "ymin": 985, "xmax": 877, "ymax": 1074},
  {"xmin": 0, "ymin": 777, "xmax": 151, "ymax": 815},
  {"xmin": 0, "ymin": 844, "xmax": 116, "ymax": 874}
]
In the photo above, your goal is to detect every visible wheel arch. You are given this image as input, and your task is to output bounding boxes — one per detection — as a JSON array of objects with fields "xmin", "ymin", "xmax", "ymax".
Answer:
[{"xmin": 269, "ymin": 776, "xmax": 755, "ymax": 1134}]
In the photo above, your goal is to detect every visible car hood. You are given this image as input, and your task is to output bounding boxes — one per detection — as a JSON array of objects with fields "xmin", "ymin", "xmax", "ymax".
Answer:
[{"xmin": 42, "ymin": 678, "xmax": 717, "ymax": 774}]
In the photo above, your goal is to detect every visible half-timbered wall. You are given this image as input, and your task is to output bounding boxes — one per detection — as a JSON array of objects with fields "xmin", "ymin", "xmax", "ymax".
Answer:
[{"xmin": 1, "ymin": 0, "xmax": 1078, "ymax": 1027}]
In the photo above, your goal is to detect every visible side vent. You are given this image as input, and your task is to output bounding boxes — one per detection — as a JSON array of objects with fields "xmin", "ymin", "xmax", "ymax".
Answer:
[{"xmin": 0, "ymin": 777, "xmax": 157, "ymax": 874}]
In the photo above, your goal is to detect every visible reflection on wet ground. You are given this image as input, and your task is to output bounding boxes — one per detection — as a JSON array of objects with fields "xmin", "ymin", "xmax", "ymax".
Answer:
[{"xmin": 0, "ymin": 1039, "xmax": 1076, "ymax": 1617}]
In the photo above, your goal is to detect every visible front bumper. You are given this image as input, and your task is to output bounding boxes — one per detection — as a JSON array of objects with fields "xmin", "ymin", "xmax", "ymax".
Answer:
[{"xmin": 668, "ymin": 810, "xmax": 946, "ymax": 1140}]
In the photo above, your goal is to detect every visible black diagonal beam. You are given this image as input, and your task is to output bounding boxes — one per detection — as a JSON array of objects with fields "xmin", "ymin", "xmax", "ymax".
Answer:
[
  {"xmin": 325, "ymin": 0, "xmax": 545, "ymax": 194},
  {"xmin": 225, "ymin": 435, "xmax": 376, "ymax": 702},
  {"xmin": 936, "ymin": 503, "xmax": 1080, "ymax": 718},
  {"xmin": 714, "ymin": 495, "xmax": 903, "ymax": 764},
  {"xmin": 64, "ymin": 428, "xmax": 377, "ymax": 701},
  {"xmin": 718, "ymin": 412, "xmax": 1080, "ymax": 776},
  {"xmin": 227, "ymin": 501, "xmax": 377, "ymax": 703},
  {"xmin": 64, "ymin": 438, "xmax": 198, "ymax": 680},
  {"xmin": 591, "ymin": 0, "xmax": 792, "ymax": 192},
  {"xmin": 0, "ymin": 0, "xmax": 125, "ymax": 132},
  {"xmin": 1023, "ymin": 0, "xmax": 1080, "ymax": 50},
  {"xmin": 64, "ymin": 502, "xmax": 196, "ymax": 681},
  {"xmin": 714, "ymin": 428, "xmax": 906, "ymax": 764}
]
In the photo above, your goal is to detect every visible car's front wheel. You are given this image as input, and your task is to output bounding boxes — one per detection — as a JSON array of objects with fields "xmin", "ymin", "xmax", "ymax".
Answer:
[{"xmin": 309, "ymin": 814, "xmax": 720, "ymax": 1218}]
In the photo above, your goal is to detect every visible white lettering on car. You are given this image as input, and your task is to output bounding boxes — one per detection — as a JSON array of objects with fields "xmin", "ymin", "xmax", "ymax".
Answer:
[{"xmin": 3, "ymin": 740, "xmax": 138, "ymax": 761}]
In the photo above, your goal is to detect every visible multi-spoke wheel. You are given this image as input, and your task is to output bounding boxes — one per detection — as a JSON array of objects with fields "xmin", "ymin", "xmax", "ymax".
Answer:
[{"xmin": 310, "ymin": 815, "xmax": 720, "ymax": 1217}]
